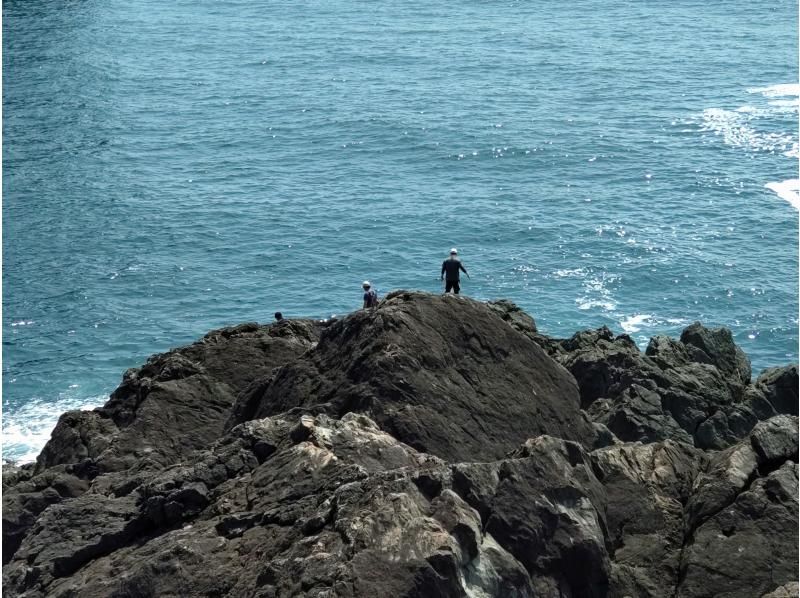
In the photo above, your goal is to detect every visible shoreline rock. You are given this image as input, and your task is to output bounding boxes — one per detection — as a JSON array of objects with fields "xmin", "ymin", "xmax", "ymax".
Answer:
[{"xmin": 3, "ymin": 292, "xmax": 797, "ymax": 597}]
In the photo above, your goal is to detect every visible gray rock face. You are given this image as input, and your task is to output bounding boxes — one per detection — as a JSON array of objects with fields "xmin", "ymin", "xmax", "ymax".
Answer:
[
  {"xmin": 231, "ymin": 292, "xmax": 594, "ymax": 462},
  {"xmin": 762, "ymin": 583, "xmax": 800, "ymax": 598},
  {"xmin": 592, "ymin": 440, "xmax": 705, "ymax": 597},
  {"xmin": 94, "ymin": 319, "xmax": 324, "ymax": 472},
  {"xmin": 679, "ymin": 321, "xmax": 752, "ymax": 384},
  {"xmin": 756, "ymin": 365, "xmax": 799, "ymax": 416},
  {"xmin": 678, "ymin": 415, "xmax": 799, "ymax": 598},
  {"xmin": 3, "ymin": 414, "xmax": 608, "ymax": 597},
  {"xmin": 549, "ymin": 322, "xmax": 796, "ymax": 451},
  {"xmin": 3, "ymin": 319, "xmax": 323, "ymax": 566},
  {"xmin": 2, "ymin": 293, "xmax": 797, "ymax": 598}
]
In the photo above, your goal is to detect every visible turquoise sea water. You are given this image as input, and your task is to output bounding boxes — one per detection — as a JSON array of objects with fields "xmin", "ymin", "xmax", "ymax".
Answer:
[{"xmin": 3, "ymin": 0, "xmax": 798, "ymax": 462}]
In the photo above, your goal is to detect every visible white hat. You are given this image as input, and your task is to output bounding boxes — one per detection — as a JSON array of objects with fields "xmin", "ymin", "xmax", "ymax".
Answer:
[
  {"xmin": 362, "ymin": 280, "xmax": 371, "ymax": 287},
  {"xmin": 450, "ymin": 248, "xmax": 458, "ymax": 254}
]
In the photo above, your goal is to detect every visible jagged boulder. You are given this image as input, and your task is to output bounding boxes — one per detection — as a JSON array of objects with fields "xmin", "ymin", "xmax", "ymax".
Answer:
[
  {"xmin": 592, "ymin": 416, "xmax": 798, "ymax": 598},
  {"xmin": 34, "ymin": 411, "xmax": 118, "ymax": 472},
  {"xmin": 231, "ymin": 292, "xmax": 595, "ymax": 462},
  {"xmin": 32, "ymin": 320, "xmax": 324, "ymax": 475},
  {"xmin": 679, "ymin": 322, "xmax": 752, "ymax": 384},
  {"xmin": 2, "ymin": 319, "xmax": 324, "ymax": 567},
  {"xmin": 2, "ymin": 468, "xmax": 89, "ymax": 566},
  {"xmin": 592, "ymin": 441, "xmax": 706, "ymax": 597},
  {"xmin": 677, "ymin": 415, "xmax": 799, "ymax": 597},
  {"xmin": 3, "ymin": 414, "xmax": 609, "ymax": 598},
  {"xmin": 555, "ymin": 328, "xmax": 655, "ymax": 408},
  {"xmin": 755, "ymin": 365, "xmax": 799, "ymax": 416},
  {"xmin": 551, "ymin": 322, "xmax": 795, "ymax": 451},
  {"xmin": 92, "ymin": 319, "xmax": 324, "ymax": 472},
  {"xmin": 679, "ymin": 460, "xmax": 797, "ymax": 598},
  {"xmin": 3, "ymin": 494, "xmax": 146, "ymax": 592},
  {"xmin": 762, "ymin": 583, "xmax": 800, "ymax": 598},
  {"xmin": 587, "ymin": 383, "xmax": 693, "ymax": 445}
]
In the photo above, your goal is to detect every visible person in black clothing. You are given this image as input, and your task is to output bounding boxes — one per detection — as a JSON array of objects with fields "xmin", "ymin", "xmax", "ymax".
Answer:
[
  {"xmin": 274, "ymin": 312, "xmax": 283, "ymax": 322},
  {"xmin": 441, "ymin": 248, "xmax": 470, "ymax": 294}
]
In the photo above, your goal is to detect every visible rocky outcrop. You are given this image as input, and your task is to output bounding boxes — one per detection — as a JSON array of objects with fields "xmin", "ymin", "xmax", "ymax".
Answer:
[
  {"xmin": 548, "ymin": 324, "xmax": 797, "ymax": 451},
  {"xmin": 592, "ymin": 414, "xmax": 799, "ymax": 597},
  {"xmin": 676, "ymin": 415, "xmax": 798, "ymax": 596},
  {"xmin": 3, "ymin": 414, "xmax": 605, "ymax": 597},
  {"xmin": 90, "ymin": 319, "xmax": 324, "ymax": 473},
  {"xmin": 592, "ymin": 440, "xmax": 704, "ymax": 596},
  {"xmin": 3, "ymin": 292, "xmax": 797, "ymax": 597},
  {"xmin": 2, "ymin": 320, "xmax": 323, "ymax": 565},
  {"xmin": 756, "ymin": 365, "xmax": 799, "ymax": 416},
  {"xmin": 228, "ymin": 291, "xmax": 594, "ymax": 462}
]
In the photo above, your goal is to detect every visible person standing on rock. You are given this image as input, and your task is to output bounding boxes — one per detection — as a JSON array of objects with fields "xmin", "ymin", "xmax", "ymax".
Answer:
[
  {"xmin": 362, "ymin": 281, "xmax": 379, "ymax": 309},
  {"xmin": 441, "ymin": 248, "xmax": 470, "ymax": 294}
]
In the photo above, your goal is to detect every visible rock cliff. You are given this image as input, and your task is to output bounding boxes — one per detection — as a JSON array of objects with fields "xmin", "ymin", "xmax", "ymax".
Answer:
[{"xmin": 3, "ymin": 292, "xmax": 797, "ymax": 597}]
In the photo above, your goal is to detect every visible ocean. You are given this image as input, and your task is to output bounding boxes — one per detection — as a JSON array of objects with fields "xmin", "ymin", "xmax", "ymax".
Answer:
[{"xmin": 3, "ymin": 0, "xmax": 798, "ymax": 463}]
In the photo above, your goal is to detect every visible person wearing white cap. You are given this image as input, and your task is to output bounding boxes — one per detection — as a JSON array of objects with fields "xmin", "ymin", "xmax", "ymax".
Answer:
[
  {"xmin": 440, "ymin": 248, "xmax": 470, "ymax": 294},
  {"xmin": 362, "ymin": 280, "xmax": 379, "ymax": 309}
]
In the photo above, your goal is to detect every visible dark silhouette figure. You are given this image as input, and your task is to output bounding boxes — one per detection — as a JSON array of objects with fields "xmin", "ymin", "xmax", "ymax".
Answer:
[{"xmin": 441, "ymin": 248, "xmax": 470, "ymax": 294}]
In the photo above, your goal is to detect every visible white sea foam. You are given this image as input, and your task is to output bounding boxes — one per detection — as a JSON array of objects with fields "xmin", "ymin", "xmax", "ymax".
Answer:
[
  {"xmin": 2, "ymin": 395, "xmax": 107, "ymax": 464},
  {"xmin": 765, "ymin": 179, "xmax": 800, "ymax": 210},
  {"xmin": 552, "ymin": 268, "xmax": 586, "ymax": 278},
  {"xmin": 747, "ymin": 83, "xmax": 800, "ymax": 98},
  {"xmin": 693, "ymin": 83, "xmax": 798, "ymax": 168},
  {"xmin": 550, "ymin": 267, "xmax": 620, "ymax": 313},
  {"xmin": 620, "ymin": 314, "xmax": 653, "ymax": 333},
  {"xmin": 666, "ymin": 318, "xmax": 688, "ymax": 325},
  {"xmin": 769, "ymin": 98, "xmax": 799, "ymax": 109},
  {"xmin": 512, "ymin": 264, "xmax": 537, "ymax": 274},
  {"xmin": 699, "ymin": 108, "xmax": 797, "ymax": 155},
  {"xmin": 576, "ymin": 274, "xmax": 618, "ymax": 312},
  {"xmin": 576, "ymin": 299, "xmax": 617, "ymax": 311}
]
